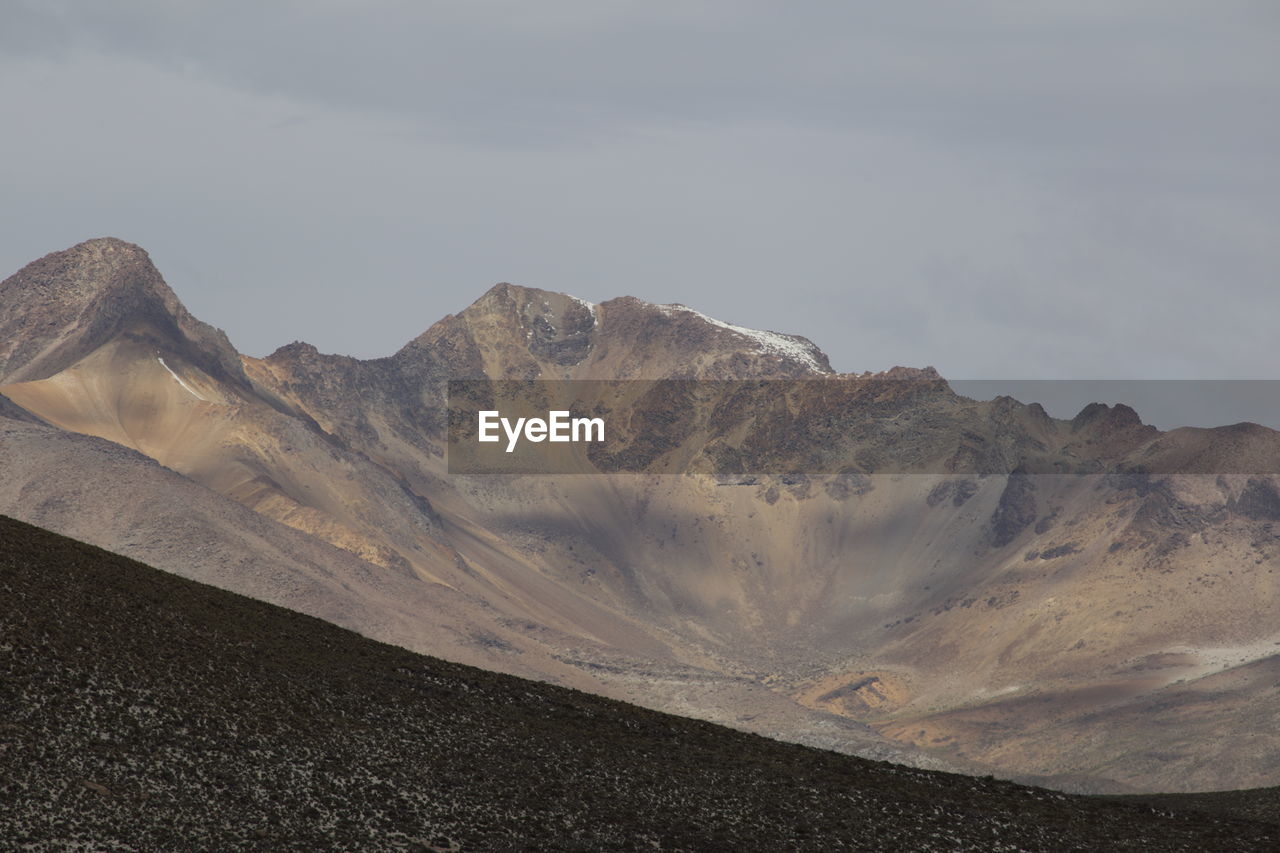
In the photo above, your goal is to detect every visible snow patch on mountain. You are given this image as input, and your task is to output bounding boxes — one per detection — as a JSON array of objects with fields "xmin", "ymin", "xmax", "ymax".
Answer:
[
  {"xmin": 158, "ymin": 357, "xmax": 208, "ymax": 401},
  {"xmin": 568, "ymin": 294, "xmax": 598, "ymax": 325},
  {"xmin": 657, "ymin": 304, "xmax": 828, "ymax": 373}
]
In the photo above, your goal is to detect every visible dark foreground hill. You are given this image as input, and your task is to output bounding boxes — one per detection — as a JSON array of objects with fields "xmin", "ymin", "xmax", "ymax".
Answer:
[{"xmin": 1, "ymin": 516, "xmax": 1275, "ymax": 852}]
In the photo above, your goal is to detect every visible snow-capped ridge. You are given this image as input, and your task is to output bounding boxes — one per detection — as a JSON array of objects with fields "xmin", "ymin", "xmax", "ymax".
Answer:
[{"xmin": 656, "ymin": 303, "xmax": 830, "ymax": 374}]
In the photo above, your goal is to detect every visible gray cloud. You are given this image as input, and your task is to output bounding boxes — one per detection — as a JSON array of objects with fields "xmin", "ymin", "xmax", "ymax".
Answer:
[{"xmin": 2, "ymin": 2, "xmax": 1278, "ymax": 415}]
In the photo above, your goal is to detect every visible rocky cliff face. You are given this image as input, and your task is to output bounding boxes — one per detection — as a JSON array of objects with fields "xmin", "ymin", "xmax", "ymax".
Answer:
[{"xmin": 2, "ymin": 237, "xmax": 1278, "ymax": 793}]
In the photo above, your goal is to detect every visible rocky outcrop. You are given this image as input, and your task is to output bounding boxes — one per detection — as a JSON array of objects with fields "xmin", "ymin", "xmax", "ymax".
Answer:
[{"xmin": 990, "ymin": 469, "xmax": 1037, "ymax": 547}]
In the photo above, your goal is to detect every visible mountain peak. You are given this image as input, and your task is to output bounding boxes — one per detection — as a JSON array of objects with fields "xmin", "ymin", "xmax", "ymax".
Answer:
[
  {"xmin": 394, "ymin": 282, "xmax": 598, "ymax": 376},
  {"xmin": 0, "ymin": 238, "xmax": 245, "ymax": 387},
  {"xmin": 643, "ymin": 301, "xmax": 832, "ymax": 374},
  {"xmin": 3, "ymin": 237, "xmax": 163, "ymax": 309},
  {"xmin": 466, "ymin": 281, "xmax": 597, "ymax": 318},
  {"xmin": 1071, "ymin": 402, "xmax": 1146, "ymax": 433},
  {"xmin": 582, "ymin": 295, "xmax": 833, "ymax": 378},
  {"xmin": 397, "ymin": 284, "xmax": 834, "ymax": 379}
]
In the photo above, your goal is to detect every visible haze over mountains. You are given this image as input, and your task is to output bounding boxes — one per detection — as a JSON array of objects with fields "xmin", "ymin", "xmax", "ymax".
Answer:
[{"xmin": 3, "ymin": 237, "xmax": 1278, "ymax": 793}]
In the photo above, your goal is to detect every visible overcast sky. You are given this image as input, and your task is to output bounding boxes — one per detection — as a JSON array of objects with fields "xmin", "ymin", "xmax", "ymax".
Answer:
[{"xmin": 3, "ymin": 2, "xmax": 1278, "ymax": 397}]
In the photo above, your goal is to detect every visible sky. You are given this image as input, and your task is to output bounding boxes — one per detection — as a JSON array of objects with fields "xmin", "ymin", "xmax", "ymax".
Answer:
[{"xmin": 3, "ymin": 2, "xmax": 1278, "ymax": 402}]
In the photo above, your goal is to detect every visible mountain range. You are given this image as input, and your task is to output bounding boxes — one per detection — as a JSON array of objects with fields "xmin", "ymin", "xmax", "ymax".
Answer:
[{"xmin": 2, "ymin": 237, "xmax": 1278, "ymax": 794}]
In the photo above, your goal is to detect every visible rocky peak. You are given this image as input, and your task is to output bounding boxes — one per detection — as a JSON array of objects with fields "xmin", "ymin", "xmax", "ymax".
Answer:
[
  {"xmin": 395, "ymin": 285, "xmax": 835, "ymax": 381},
  {"xmin": 579, "ymin": 296, "xmax": 833, "ymax": 379},
  {"xmin": 0, "ymin": 238, "xmax": 246, "ymax": 388},
  {"xmin": 268, "ymin": 341, "xmax": 322, "ymax": 360},
  {"xmin": 391, "ymin": 283, "xmax": 597, "ymax": 380},
  {"xmin": 3, "ymin": 237, "xmax": 155, "ymax": 306},
  {"xmin": 466, "ymin": 283, "xmax": 598, "ymax": 367},
  {"xmin": 1071, "ymin": 402, "xmax": 1147, "ymax": 434}
]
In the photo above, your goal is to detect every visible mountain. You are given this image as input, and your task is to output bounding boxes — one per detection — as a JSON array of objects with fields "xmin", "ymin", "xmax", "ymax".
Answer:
[
  {"xmin": 3, "ymin": 514, "xmax": 1276, "ymax": 851},
  {"xmin": 0, "ymin": 239, "xmax": 925, "ymax": 769},
  {"xmin": 2, "ymin": 237, "xmax": 1278, "ymax": 793},
  {"xmin": 0, "ymin": 237, "xmax": 246, "ymax": 388}
]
